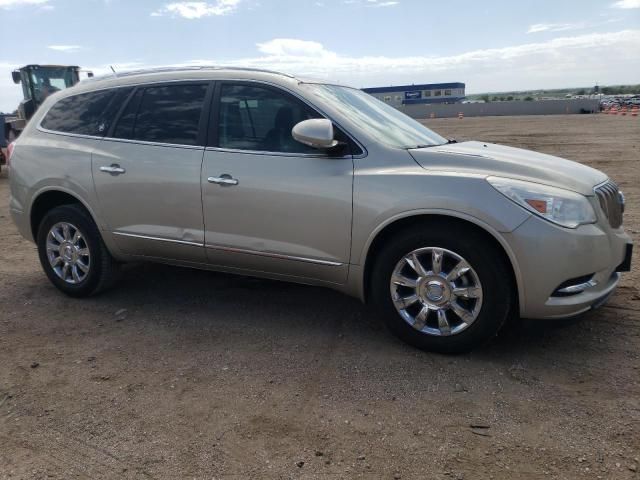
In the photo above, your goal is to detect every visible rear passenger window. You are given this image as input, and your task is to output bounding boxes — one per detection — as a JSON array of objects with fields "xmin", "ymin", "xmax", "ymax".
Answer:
[
  {"xmin": 41, "ymin": 89, "xmax": 116, "ymax": 136},
  {"xmin": 113, "ymin": 84, "xmax": 208, "ymax": 146}
]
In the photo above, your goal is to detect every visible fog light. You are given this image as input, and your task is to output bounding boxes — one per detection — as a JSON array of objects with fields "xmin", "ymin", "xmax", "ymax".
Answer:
[{"xmin": 551, "ymin": 274, "xmax": 597, "ymax": 297}]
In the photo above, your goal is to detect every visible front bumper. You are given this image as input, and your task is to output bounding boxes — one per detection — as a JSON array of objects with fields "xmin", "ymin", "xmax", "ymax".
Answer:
[{"xmin": 503, "ymin": 215, "xmax": 632, "ymax": 319}]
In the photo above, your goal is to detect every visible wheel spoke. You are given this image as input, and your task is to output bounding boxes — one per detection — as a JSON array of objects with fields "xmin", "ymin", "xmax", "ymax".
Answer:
[
  {"xmin": 431, "ymin": 248, "xmax": 443, "ymax": 275},
  {"xmin": 406, "ymin": 253, "xmax": 428, "ymax": 277},
  {"xmin": 391, "ymin": 273, "xmax": 417, "ymax": 289},
  {"xmin": 76, "ymin": 260, "xmax": 89, "ymax": 273},
  {"xmin": 450, "ymin": 301, "xmax": 473, "ymax": 323},
  {"xmin": 51, "ymin": 228, "xmax": 64, "ymax": 244},
  {"xmin": 413, "ymin": 306, "xmax": 428, "ymax": 331},
  {"xmin": 395, "ymin": 293, "xmax": 419, "ymax": 308},
  {"xmin": 50, "ymin": 256, "xmax": 63, "ymax": 266},
  {"xmin": 62, "ymin": 224, "xmax": 71, "ymax": 241},
  {"xmin": 72, "ymin": 230, "xmax": 81, "ymax": 245},
  {"xmin": 437, "ymin": 309, "xmax": 451, "ymax": 336},
  {"xmin": 446, "ymin": 260, "xmax": 470, "ymax": 281},
  {"xmin": 46, "ymin": 241, "xmax": 60, "ymax": 252},
  {"xmin": 452, "ymin": 286, "xmax": 482, "ymax": 299},
  {"xmin": 78, "ymin": 248, "xmax": 90, "ymax": 257},
  {"xmin": 62, "ymin": 262, "xmax": 70, "ymax": 280},
  {"xmin": 71, "ymin": 265, "xmax": 81, "ymax": 283}
]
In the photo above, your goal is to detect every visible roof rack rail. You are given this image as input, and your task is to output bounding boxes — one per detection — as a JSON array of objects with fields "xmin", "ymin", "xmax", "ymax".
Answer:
[{"xmin": 85, "ymin": 65, "xmax": 296, "ymax": 82}]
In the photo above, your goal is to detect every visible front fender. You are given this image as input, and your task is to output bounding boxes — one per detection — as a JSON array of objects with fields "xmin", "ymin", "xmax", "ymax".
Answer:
[
  {"xmin": 346, "ymin": 168, "xmax": 531, "ymax": 308},
  {"xmin": 351, "ymin": 171, "xmax": 531, "ymax": 266}
]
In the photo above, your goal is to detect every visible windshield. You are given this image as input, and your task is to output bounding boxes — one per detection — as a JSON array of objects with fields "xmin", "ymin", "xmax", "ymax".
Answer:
[{"xmin": 301, "ymin": 83, "xmax": 447, "ymax": 149}]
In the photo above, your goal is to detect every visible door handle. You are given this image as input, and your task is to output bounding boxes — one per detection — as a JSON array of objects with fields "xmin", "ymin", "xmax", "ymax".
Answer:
[
  {"xmin": 100, "ymin": 164, "xmax": 126, "ymax": 175},
  {"xmin": 208, "ymin": 174, "xmax": 238, "ymax": 186}
]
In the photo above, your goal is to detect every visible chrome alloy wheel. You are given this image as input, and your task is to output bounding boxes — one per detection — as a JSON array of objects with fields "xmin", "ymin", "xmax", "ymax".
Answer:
[
  {"xmin": 389, "ymin": 247, "xmax": 483, "ymax": 336},
  {"xmin": 46, "ymin": 222, "xmax": 91, "ymax": 284}
]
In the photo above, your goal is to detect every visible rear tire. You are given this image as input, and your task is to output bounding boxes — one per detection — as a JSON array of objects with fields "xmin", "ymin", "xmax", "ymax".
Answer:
[
  {"xmin": 37, "ymin": 204, "xmax": 119, "ymax": 297},
  {"xmin": 371, "ymin": 223, "xmax": 513, "ymax": 353}
]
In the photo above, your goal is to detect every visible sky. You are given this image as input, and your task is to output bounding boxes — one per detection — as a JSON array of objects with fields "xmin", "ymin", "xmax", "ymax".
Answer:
[{"xmin": 0, "ymin": 0, "xmax": 639, "ymax": 112}]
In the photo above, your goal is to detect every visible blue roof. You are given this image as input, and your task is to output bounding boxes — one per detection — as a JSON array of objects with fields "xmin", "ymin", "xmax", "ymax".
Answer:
[{"xmin": 362, "ymin": 82, "xmax": 465, "ymax": 94}]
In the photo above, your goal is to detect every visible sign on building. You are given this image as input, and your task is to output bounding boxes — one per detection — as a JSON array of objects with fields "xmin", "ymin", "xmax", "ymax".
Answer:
[{"xmin": 404, "ymin": 91, "xmax": 422, "ymax": 100}]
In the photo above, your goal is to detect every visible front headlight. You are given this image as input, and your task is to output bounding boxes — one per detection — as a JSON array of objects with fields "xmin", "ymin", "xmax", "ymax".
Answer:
[{"xmin": 487, "ymin": 176, "xmax": 596, "ymax": 229}]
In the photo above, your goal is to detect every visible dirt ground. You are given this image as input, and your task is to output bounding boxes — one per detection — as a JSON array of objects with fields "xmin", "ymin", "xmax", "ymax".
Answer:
[{"xmin": 0, "ymin": 114, "xmax": 638, "ymax": 479}]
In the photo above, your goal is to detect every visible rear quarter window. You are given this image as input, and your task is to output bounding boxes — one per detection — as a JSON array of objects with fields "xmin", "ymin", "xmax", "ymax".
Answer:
[{"xmin": 40, "ymin": 89, "xmax": 117, "ymax": 136}]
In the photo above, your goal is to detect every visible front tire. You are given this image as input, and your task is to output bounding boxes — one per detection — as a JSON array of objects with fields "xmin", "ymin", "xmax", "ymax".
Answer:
[
  {"xmin": 371, "ymin": 223, "xmax": 513, "ymax": 353},
  {"xmin": 37, "ymin": 205, "xmax": 119, "ymax": 297}
]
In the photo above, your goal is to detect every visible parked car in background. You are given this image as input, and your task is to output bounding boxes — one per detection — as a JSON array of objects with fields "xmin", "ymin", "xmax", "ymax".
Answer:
[{"xmin": 7, "ymin": 67, "xmax": 633, "ymax": 353}]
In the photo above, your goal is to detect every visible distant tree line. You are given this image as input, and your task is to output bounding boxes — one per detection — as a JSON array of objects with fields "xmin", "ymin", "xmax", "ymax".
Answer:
[
  {"xmin": 471, "ymin": 84, "xmax": 639, "ymax": 103},
  {"xmin": 478, "ymin": 94, "xmax": 534, "ymax": 102},
  {"xmin": 599, "ymin": 85, "xmax": 640, "ymax": 95}
]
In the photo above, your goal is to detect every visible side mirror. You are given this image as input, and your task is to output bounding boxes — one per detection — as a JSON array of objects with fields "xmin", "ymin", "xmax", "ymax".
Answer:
[
  {"xmin": 292, "ymin": 119, "xmax": 338, "ymax": 149},
  {"xmin": 11, "ymin": 71, "xmax": 21, "ymax": 84}
]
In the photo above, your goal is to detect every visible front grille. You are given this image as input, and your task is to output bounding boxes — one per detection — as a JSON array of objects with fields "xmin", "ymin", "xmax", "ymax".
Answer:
[{"xmin": 595, "ymin": 180, "xmax": 623, "ymax": 228}]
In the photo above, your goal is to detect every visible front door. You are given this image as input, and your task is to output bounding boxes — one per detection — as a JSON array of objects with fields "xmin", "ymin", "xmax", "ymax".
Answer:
[
  {"xmin": 92, "ymin": 82, "xmax": 212, "ymax": 263},
  {"xmin": 201, "ymin": 82, "xmax": 353, "ymax": 284}
]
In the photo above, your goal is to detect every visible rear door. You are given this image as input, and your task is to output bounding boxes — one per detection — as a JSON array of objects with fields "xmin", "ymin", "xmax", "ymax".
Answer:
[
  {"xmin": 201, "ymin": 82, "xmax": 355, "ymax": 284},
  {"xmin": 91, "ymin": 81, "xmax": 213, "ymax": 263}
]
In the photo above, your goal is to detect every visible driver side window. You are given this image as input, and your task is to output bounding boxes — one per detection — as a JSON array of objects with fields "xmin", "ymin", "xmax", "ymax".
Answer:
[{"xmin": 217, "ymin": 84, "xmax": 321, "ymax": 154}]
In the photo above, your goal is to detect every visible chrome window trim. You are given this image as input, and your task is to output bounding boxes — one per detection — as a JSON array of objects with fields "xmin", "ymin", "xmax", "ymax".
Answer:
[
  {"xmin": 113, "ymin": 231, "xmax": 203, "ymax": 247},
  {"xmin": 205, "ymin": 244, "xmax": 343, "ymax": 267},
  {"xmin": 204, "ymin": 145, "xmax": 346, "ymax": 159},
  {"xmin": 101, "ymin": 136, "xmax": 205, "ymax": 150},
  {"xmin": 37, "ymin": 125, "xmax": 206, "ymax": 150},
  {"xmin": 36, "ymin": 77, "xmax": 367, "ymax": 157},
  {"xmin": 36, "ymin": 125, "xmax": 105, "ymax": 141}
]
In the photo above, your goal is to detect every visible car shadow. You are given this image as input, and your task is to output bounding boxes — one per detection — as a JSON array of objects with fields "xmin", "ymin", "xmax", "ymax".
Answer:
[{"xmin": 83, "ymin": 262, "xmax": 613, "ymax": 361}]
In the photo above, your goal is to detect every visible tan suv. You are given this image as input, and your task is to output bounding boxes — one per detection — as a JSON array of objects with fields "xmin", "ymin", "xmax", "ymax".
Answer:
[{"xmin": 8, "ymin": 67, "xmax": 633, "ymax": 353}]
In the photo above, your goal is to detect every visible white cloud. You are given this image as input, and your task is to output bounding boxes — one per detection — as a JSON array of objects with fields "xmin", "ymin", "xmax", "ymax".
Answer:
[
  {"xmin": 0, "ymin": 0, "xmax": 47, "ymax": 7},
  {"xmin": 2, "ymin": 30, "xmax": 639, "ymax": 111},
  {"xmin": 152, "ymin": 0, "xmax": 241, "ymax": 18},
  {"xmin": 345, "ymin": 0, "xmax": 399, "ymax": 6},
  {"xmin": 47, "ymin": 45, "xmax": 82, "ymax": 52},
  {"xmin": 527, "ymin": 23, "xmax": 584, "ymax": 34},
  {"xmin": 611, "ymin": 0, "xmax": 640, "ymax": 8},
  {"xmin": 212, "ymin": 31, "xmax": 640, "ymax": 90},
  {"xmin": 256, "ymin": 39, "xmax": 335, "ymax": 57},
  {"xmin": 367, "ymin": 0, "xmax": 399, "ymax": 6}
]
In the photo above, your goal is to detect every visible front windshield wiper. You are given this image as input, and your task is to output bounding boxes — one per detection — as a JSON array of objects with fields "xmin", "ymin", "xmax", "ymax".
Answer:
[
  {"xmin": 412, "ymin": 144, "xmax": 439, "ymax": 149},
  {"xmin": 411, "ymin": 141, "xmax": 451, "ymax": 149}
]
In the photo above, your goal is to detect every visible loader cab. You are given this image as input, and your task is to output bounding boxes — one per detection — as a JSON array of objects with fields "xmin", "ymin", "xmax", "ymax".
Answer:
[{"xmin": 11, "ymin": 65, "xmax": 84, "ymax": 121}]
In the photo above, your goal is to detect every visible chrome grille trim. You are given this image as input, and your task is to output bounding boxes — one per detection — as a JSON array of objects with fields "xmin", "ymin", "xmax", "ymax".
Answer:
[{"xmin": 595, "ymin": 180, "xmax": 623, "ymax": 229}]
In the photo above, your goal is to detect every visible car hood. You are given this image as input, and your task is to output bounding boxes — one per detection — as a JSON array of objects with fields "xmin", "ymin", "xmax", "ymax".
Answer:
[{"xmin": 409, "ymin": 141, "xmax": 607, "ymax": 196}]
